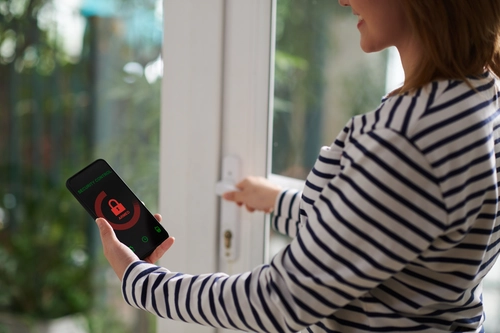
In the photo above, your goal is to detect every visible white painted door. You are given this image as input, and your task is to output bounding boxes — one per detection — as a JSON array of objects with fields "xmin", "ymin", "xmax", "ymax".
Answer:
[{"xmin": 157, "ymin": 1, "xmax": 274, "ymax": 332}]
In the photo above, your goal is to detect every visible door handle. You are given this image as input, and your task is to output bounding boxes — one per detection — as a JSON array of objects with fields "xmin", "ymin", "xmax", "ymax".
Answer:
[{"xmin": 215, "ymin": 156, "xmax": 241, "ymax": 262}]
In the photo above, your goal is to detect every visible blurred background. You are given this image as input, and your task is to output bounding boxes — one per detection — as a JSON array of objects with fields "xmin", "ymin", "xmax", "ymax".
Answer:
[
  {"xmin": 1, "ymin": 0, "xmax": 499, "ymax": 332},
  {"xmin": 0, "ymin": 0, "xmax": 162, "ymax": 332}
]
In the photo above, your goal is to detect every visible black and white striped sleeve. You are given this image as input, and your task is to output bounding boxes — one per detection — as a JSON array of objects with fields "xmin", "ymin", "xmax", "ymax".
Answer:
[
  {"xmin": 122, "ymin": 128, "xmax": 449, "ymax": 332},
  {"xmin": 272, "ymin": 189, "xmax": 302, "ymax": 238}
]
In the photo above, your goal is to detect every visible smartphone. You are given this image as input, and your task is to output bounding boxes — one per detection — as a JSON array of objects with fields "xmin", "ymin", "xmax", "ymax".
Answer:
[{"xmin": 66, "ymin": 159, "xmax": 169, "ymax": 260}]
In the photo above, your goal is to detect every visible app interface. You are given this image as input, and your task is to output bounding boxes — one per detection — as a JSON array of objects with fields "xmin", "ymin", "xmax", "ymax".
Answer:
[{"xmin": 68, "ymin": 160, "xmax": 168, "ymax": 259}]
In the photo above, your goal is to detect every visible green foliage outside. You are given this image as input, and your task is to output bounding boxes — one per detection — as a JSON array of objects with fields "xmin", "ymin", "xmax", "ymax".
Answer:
[{"xmin": 0, "ymin": 0, "xmax": 161, "ymax": 332}]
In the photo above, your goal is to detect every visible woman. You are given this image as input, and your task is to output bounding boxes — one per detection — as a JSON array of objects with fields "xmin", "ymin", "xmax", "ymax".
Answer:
[{"xmin": 96, "ymin": 0, "xmax": 500, "ymax": 331}]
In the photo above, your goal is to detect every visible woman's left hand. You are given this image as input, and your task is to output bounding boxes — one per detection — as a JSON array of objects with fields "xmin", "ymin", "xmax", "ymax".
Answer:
[{"xmin": 95, "ymin": 214, "xmax": 175, "ymax": 280}]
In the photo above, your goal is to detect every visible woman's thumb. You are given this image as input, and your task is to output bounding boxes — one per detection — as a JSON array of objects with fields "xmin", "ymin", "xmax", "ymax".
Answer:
[{"xmin": 96, "ymin": 218, "xmax": 114, "ymax": 240}]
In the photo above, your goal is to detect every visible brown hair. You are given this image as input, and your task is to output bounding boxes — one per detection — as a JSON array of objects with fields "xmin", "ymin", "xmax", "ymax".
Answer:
[{"xmin": 394, "ymin": 0, "xmax": 500, "ymax": 95}]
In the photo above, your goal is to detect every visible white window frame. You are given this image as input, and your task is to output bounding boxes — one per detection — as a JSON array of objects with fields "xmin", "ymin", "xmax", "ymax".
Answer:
[{"xmin": 158, "ymin": 1, "xmax": 275, "ymax": 332}]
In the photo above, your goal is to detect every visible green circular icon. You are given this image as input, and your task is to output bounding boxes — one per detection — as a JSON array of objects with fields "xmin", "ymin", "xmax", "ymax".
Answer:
[{"xmin": 141, "ymin": 236, "xmax": 149, "ymax": 243}]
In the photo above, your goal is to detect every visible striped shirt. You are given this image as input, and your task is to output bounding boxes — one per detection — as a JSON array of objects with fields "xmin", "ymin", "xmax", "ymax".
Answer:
[{"xmin": 122, "ymin": 71, "xmax": 500, "ymax": 332}]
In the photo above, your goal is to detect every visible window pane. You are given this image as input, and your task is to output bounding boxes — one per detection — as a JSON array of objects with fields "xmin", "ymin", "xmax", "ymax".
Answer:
[
  {"xmin": 0, "ymin": 1, "xmax": 162, "ymax": 332},
  {"xmin": 272, "ymin": 0, "xmax": 397, "ymax": 179}
]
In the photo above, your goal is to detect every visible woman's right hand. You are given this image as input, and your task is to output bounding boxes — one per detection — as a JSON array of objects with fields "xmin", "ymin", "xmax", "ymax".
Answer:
[{"xmin": 222, "ymin": 176, "xmax": 282, "ymax": 213}]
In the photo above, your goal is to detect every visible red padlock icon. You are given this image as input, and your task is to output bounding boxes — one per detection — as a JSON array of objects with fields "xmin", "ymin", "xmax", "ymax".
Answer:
[{"xmin": 108, "ymin": 199, "xmax": 126, "ymax": 216}]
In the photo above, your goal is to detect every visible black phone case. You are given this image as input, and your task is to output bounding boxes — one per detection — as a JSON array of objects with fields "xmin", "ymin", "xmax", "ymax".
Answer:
[{"xmin": 66, "ymin": 158, "xmax": 169, "ymax": 259}]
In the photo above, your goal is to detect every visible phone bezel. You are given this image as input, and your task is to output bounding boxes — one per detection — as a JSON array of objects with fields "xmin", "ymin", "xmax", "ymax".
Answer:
[{"xmin": 66, "ymin": 158, "xmax": 169, "ymax": 259}]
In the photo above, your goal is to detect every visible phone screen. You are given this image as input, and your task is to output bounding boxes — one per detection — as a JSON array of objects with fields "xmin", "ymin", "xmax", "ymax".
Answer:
[{"xmin": 66, "ymin": 159, "xmax": 169, "ymax": 260}]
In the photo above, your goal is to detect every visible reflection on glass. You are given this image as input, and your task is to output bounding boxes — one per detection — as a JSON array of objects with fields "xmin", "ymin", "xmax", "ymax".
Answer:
[{"xmin": 0, "ymin": 0, "xmax": 162, "ymax": 332}]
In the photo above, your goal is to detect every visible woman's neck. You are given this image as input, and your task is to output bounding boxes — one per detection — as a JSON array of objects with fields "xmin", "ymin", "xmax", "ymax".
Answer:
[{"xmin": 397, "ymin": 38, "xmax": 423, "ymax": 81}]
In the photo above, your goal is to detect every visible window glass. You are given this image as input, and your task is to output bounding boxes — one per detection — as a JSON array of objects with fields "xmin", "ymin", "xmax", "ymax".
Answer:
[
  {"xmin": 272, "ymin": 0, "xmax": 396, "ymax": 180},
  {"xmin": 0, "ymin": 1, "xmax": 162, "ymax": 332}
]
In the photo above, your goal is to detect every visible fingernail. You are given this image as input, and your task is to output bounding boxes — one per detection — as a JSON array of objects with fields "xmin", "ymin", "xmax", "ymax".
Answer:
[{"xmin": 95, "ymin": 218, "xmax": 105, "ymax": 228}]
